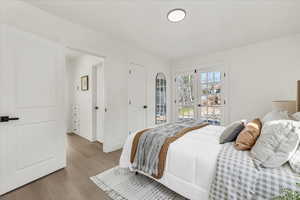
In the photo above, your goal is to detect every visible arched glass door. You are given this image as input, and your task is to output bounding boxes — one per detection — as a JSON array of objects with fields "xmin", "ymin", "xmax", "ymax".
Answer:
[{"xmin": 155, "ymin": 73, "xmax": 167, "ymax": 124}]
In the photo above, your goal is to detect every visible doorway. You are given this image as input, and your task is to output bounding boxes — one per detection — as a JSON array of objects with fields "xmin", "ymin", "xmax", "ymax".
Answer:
[
  {"xmin": 174, "ymin": 65, "xmax": 227, "ymax": 125},
  {"xmin": 65, "ymin": 48, "xmax": 105, "ymax": 143}
]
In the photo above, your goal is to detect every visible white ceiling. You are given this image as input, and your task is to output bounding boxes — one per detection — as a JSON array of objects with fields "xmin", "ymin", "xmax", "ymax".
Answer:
[{"xmin": 23, "ymin": 0, "xmax": 300, "ymax": 60}]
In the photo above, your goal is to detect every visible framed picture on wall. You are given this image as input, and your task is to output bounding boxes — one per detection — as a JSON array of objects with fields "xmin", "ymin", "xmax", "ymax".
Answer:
[{"xmin": 81, "ymin": 75, "xmax": 89, "ymax": 91}]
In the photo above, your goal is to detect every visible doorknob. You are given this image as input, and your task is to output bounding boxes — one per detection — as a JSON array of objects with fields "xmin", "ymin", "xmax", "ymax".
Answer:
[
  {"xmin": 0, "ymin": 116, "xmax": 20, "ymax": 122},
  {"xmin": 143, "ymin": 105, "xmax": 148, "ymax": 109},
  {"xmin": 197, "ymin": 104, "xmax": 202, "ymax": 107},
  {"xmin": 95, "ymin": 106, "xmax": 99, "ymax": 110}
]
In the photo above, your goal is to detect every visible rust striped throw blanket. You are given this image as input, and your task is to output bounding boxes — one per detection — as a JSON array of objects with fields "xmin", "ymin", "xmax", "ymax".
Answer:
[{"xmin": 130, "ymin": 119, "xmax": 208, "ymax": 179}]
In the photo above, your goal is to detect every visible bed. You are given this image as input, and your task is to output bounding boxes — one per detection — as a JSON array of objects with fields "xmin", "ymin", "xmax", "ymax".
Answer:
[
  {"xmin": 120, "ymin": 81, "xmax": 300, "ymax": 200},
  {"xmin": 119, "ymin": 125, "xmax": 225, "ymax": 200},
  {"xmin": 120, "ymin": 123, "xmax": 300, "ymax": 200}
]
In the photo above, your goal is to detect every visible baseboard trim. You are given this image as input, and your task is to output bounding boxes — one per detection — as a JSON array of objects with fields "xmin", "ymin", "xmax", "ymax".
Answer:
[{"xmin": 103, "ymin": 142, "xmax": 124, "ymax": 153}]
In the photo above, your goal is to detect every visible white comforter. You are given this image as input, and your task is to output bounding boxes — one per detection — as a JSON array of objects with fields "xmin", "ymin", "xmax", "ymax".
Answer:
[{"xmin": 119, "ymin": 125, "xmax": 225, "ymax": 200}]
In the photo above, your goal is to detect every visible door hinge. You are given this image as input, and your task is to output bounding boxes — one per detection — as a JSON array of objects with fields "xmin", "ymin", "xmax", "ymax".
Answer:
[
  {"xmin": 129, "ymin": 69, "xmax": 132, "ymax": 74},
  {"xmin": 129, "ymin": 100, "xmax": 132, "ymax": 105},
  {"xmin": 194, "ymin": 69, "xmax": 197, "ymax": 73},
  {"xmin": 174, "ymin": 100, "xmax": 177, "ymax": 104},
  {"xmin": 224, "ymin": 73, "xmax": 226, "ymax": 77},
  {"xmin": 104, "ymin": 108, "xmax": 108, "ymax": 112},
  {"xmin": 224, "ymin": 100, "xmax": 226, "ymax": 105},
  {"xmin": 174, "ymin": 78, "xmax": 176, "ymax": 82}
]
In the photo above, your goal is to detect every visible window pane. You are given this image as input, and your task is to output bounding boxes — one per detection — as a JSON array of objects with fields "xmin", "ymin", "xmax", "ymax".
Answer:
[
  {"xmin": 200, "ymin": 96, "xmax": 207, "ymax": 106},
  {"xmin": 214, "ymin": 72, "xmax": 221, "ymax": 82},
  {"xmin": 208, "ymin": 94, "xmax": 220, "ymax": 106},
  {"xmin": 201, "ymin": 84, "xmax": 208, "ymax": 95},
  {"xmin": 200, "ymin": 72, "xmax": 207, "ymax": 83},
  {"xmin": 207, "ymin": 107, "xmax": 214, "ymax": 116},
  {"xmin": 208, "ymin": 72, "xmax": 214, "ymax": 83},
  {"xmin": 200, "ymin": 107, "xmax": 207, "ymax": 118},
  {"xmin": 208, "ymin": 84, "xmax": 214, "ymax": 94},
  {"xmin": 212, "ymin": 107, "xmax": 222, "ymax": 125},
  {"xmin": 214, "ymin": 107, "xmax": 221, "ymax": 118},
  {"xmin": 214, "ymin": 83, "xmax": 221, "ymax": 94},
  {"xmin": 178, "ymin": 106, "xmax": 194, "ymax": 119}
]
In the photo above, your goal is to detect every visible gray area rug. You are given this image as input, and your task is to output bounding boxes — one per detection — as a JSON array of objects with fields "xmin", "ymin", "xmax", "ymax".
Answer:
[{"xmin": 90, "ymin": 167, "xmax": 187, "ymax": 200}]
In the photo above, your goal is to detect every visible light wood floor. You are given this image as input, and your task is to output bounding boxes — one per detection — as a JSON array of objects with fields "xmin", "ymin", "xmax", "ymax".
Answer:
[{"xmin": 1, "ymin": 133, "xmax": 122, "ymax": 200}]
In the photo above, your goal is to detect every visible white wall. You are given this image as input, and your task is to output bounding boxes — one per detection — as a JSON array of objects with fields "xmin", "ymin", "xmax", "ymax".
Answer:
[
  {"xmin": 2, "ymin": 0, "xmax": 171, "ymax": 152},
  {"xmin": 172, "ymin": 34, "xmax": 300, "ymax": 123}
]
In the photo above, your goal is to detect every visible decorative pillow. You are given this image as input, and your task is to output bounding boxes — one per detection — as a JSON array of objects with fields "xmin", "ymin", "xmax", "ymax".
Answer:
[
  {"xmin": 262, "ymin": 110, "xmax": 290, "ymax": 124},
  {"xmin": 219, "ymin": 121, "xmax": 245, "ymax": 144},
  {"xmin": 289, "ymin": 145, "xmax": 300, "ymax": 174},
  {"xmin": 235, "ymin": 118, "xmax": 262, "ymax": 150},
  {"xmin": 292, "ymin": 112, "xmax": 300, "ymax": 121},
  {"xmin": 251, "ymin": 120, "xmax": 300, "ymax": 168}
]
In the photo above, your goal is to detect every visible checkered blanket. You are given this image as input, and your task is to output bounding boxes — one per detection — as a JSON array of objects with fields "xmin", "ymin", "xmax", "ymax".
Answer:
[{"xmin": 209, "ymin": 143, "xmax": 300, "ymax": 200}]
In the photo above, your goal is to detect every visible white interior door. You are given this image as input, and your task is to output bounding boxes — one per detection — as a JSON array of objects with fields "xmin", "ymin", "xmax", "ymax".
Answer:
[
  {"xmin": 128, "ymin": 63, "xmax": 147, "ymax": 135},
  {"xmin": 94, "ymin": 63, "xmax": 104, "ymax": 143},
  {"xmin": 0, "ymin": 25, "xmax": 65, "ymax": 195}
]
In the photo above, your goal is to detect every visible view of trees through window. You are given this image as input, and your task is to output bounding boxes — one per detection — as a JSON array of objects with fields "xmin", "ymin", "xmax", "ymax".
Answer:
[
  {"xmin": 177, "ymin": 74, "xmax": 195, "ymax": 119},
  {"xmin": 176, "ymin": 70, "xmax": 224, "ymax": 125}
]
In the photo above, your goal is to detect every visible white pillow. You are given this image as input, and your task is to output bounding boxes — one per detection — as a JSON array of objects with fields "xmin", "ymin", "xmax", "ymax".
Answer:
[
  {"xmin": 251, "ymin": 120, "xmax": 300, "ymax": 168},
  {"xmin": 289, "ymin": 145, "xmax": 300, "ymax": 174},
  {"xmin": 262, "ymin": 110, "xmax": 290, "ymax": 124},
  {"xmin": 292, "ymin": 112, "xmax": 300, "ymax": 121}
]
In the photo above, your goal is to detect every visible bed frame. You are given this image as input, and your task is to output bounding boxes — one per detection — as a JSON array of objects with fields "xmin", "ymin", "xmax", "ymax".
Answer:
[{"xmin": 298, "ymin": 80, "xmax": 300, "ymax": 112}]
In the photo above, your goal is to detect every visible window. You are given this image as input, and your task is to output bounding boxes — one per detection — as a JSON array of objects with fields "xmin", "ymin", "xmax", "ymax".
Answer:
[
  {"xmin": 155, "ymin": 73, "xmax": 167, "ymax": 124},
  {"xmin": 175, "ymin": 67, "xmax": 226, "ymax": 125},
  {"xmin": 176, "ymin": 73, "xmax": 195, "ymax": 119},
  {"xmin": 198, "ymin": 71, "xmax": 223, "ymax": 125}
]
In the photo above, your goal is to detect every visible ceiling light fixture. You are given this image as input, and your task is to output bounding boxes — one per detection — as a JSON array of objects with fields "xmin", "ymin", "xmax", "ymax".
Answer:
[{"xmin": 167, "ymin": 8, "xmax": 186, "ymax": 22}]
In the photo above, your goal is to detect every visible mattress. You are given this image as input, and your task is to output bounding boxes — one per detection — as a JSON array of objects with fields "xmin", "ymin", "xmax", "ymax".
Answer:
[{"xmin": 119, "ymin": 125, "xmax": 225, "ymax": 200}]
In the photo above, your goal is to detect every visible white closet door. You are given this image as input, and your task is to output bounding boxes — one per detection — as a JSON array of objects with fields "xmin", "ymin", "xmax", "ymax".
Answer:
[
  {"xmin": 0, "ymin": 25, "xmax": 65, "ymax": 195},
  {"xmin": 128, "ymin": 63, "xmax": 147, "ymax": 135}
]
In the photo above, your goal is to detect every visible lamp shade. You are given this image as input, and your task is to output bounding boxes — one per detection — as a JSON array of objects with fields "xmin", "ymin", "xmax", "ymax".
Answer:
[{"xmin": 272, "ymin": 100, "xmax": 296, "ymax": 114}]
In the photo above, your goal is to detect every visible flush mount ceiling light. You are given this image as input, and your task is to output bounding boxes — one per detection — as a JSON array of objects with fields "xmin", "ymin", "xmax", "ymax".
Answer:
[{"xmin": 167, "ymin": 9, "xmax": 186, "ymax": 22}]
